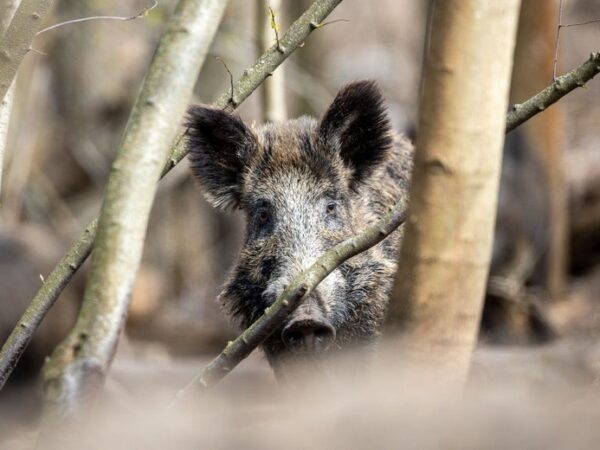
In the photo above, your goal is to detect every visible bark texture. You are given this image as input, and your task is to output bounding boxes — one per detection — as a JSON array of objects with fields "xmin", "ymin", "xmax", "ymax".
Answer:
[
  {"xmin": 41, "ymin": 0, "xmax": 229, "ymax": 419},
  {"xmin": 0, "ymin": 0, "xmax": 53, "ymax": 102},
  {"xmin": 0, "ymin": 0, "xmax": 21, "ymax": 196},
  {"xmin": 386, "ymin": 0, "xmax": 522, "ymax": 384}
]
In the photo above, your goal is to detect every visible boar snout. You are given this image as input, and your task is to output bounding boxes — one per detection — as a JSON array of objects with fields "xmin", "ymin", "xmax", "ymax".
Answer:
[{"xmin": 282, "ymin": 308, "xmax": 335, "ymax": 354}]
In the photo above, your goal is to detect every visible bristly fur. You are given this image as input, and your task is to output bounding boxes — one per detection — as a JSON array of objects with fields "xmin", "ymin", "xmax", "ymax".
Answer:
[
  {"xmin": 319, "ymin": 80, "xmax": 393, "ymax": 187},
  {"xmin": 185, "ymin": 80, "xmax": 414, "ymax": 379},
  {"xmin": 186, "ymin": 106, "xmax": 258, "ymax": 211}
]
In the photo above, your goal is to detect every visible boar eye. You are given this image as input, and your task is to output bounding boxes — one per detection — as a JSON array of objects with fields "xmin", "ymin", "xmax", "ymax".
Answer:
[
  {"xmin": 325, "ymin": 203, "xmax": 336, "ymax": 215},
  {"xmin": 258, "ymin": 209, "xmax": 270, "ymax": 224}
]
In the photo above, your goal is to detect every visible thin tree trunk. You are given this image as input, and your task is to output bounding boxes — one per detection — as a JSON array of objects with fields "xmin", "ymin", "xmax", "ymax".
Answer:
[
  {"xmin": 386, "ymin": 0, "xmax": 521, "ymax": 385},
  {"xmin": 0, "ymin": 0, "xmax": 20, "ymax": 198},
  {"xmin": 41, "ymin": 0, "xmax": 229, "ymax": 421},
  {"xmin": 257, "ymin": 0, "xmax": 287, "ymax": 122},
  {"xmin": 511, "ymin": 0, "xmax": 567, "ymax": 301},
  {"xmin": 0, "ymin": 0, "xmax": 54, "ymax": 102}
]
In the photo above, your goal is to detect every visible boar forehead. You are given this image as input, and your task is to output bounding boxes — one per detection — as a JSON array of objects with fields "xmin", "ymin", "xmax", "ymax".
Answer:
[{"xmin": 240, "ymin": 118, "xmax": 351, "ymax": 204}]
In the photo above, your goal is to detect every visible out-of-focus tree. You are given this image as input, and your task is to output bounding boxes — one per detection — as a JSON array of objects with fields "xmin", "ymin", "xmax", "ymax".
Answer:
[
  {"xmin": 256, "ymin": 0, "xmax": 287, "ymax": 122},
  {"xmin": 511, "ymin": 0, "xmax": 567, "ymax": 301}
]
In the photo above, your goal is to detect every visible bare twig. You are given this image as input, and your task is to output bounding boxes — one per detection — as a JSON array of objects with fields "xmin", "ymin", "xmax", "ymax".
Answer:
[
  {"xmin": 553, "ymin": 0, "xmax": 565, "ymax": 81},
  {"xmin": 561, "ymin": 18, "xmax": 600, "ymax": 28},
  {"xmin": 553, "ymin": 0, "xmax": 600, "ymax": 81},
  {"xmin": 173, "ymin": 198, "xmax": 408, "ymax": 400},
  {"xmin": 215, "ymin": 56, "xmax": 235, "ymax": 107},
  {"xmin": 507, "ymin": 51, "xmax": 600, "ymax": 133},
  {"xmin": 0, "ymin": 0, "xmax": 54, "ymax": 102},
  {"xmin": 0, "ymin": 0, "xmax": 345, "ymax": 393},
  {"xmin": 309, "ymin": 18, "xmax": 349, "ymax": 29},
  {"xmin": 35, "ymin": 0, "xmax": 157, "ymax": 37},
  {"xmin": 268, "ymin": 5, "xmax": 284, "ymax": 53}
]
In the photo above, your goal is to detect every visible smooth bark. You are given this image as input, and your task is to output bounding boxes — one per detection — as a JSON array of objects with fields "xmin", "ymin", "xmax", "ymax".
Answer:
[
  {"xmin": 41, "ymin": 0, "xmax": 229, "ymax": 419},
  {"xmin": 257, "ymin": 0, "xmax": 287, "ymax": 122},
  {"xmin": 386, "ymin": 0, "xmax": 522, "ymax": 385},
  {"xmin": 0, "ymin": 0, "xmax": 54, "ymax": 102}
]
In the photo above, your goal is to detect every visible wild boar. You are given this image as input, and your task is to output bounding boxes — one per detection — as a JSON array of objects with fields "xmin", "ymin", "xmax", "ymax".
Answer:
[{"xmin": 186, "ymin": 81, "xmax": 413, "ymax": 378}]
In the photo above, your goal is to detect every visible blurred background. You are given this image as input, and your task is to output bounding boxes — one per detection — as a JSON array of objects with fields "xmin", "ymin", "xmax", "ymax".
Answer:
[{"xmin": 1, "ymin": 0, "xmax": 599, "ymax": 441}]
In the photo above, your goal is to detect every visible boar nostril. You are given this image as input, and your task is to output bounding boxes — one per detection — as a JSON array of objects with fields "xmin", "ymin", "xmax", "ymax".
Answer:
[{"xmin": 281, "ymin": 319, "xmax": 336, "ymax": 354}]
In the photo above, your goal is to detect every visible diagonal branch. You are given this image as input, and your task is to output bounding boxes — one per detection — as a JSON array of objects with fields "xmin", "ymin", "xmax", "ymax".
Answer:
[
  {"xmin": 173, "ymin": 199, "xmax": 409, "ymax": 400},
  {"xmin": 0, "ymin": 0, "xmax": 54, "ymax": 102},
  {"xmin": 0, "ymin": 0, "xmax": 345, "ymax": 393},
  {"xmin": 507, "ymin": 51, "xmax": 600, "ymax": 133}
]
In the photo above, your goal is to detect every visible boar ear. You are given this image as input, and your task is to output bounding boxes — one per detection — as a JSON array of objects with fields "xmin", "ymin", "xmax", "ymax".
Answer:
[
  {"xmin": 319, "ymin": 80, "xmax": 393, "ymax": 185},
  {"xmin": 186, "ymin": 106, "xmax": 257, "ymax": 211}
]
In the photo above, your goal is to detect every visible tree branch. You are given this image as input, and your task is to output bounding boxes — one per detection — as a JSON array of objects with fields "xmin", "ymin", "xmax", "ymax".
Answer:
[
  {"xmin": 0, "ymin": 0, "xmax": 344, "ymax": 394},
  {"xmin": 0, "ymin": 0, "xmax": 54, "ymax": 102},
  {"xmin": 34, "ymin": 1, "xmax": 157, "ymax": 37},
  {"xmin": 172, "ymin": 198, "xmax": 408, "ymax": 400},
  {"xmin": 507, "ymin": 51, "xmax": 600, "ymax": 133}
]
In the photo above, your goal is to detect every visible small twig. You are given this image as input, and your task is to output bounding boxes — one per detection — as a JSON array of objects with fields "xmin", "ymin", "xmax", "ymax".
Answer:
[
  {"xmin": 507, "ymin": 51, "xmax": 600, "ymax": 133},
  {"xmin": 268, "ymin": 6, "xmax": 285, "ymax": 53},
  {"xmin": 309, "ymin": 18, "xmax": 349, "ymax": 29},
  {"xmin": 553, "ymin": 0, "xmax": 565, "ymax": 81},
  {"xmin": 35, "ymin": 1, "xmax": 158, "ymax": 37},
  {"xmin": 172, "ymin": 198, "xmax": 409, "ymax": 401},
  {"xmin": 27, "ymin": 46, "xmax": 47, "ymax": 56},
  {"xmin": 561, "ymin": 18, "xmax": 600, "ymax": 28},
  {"xmin": 215, "ymin": 56, "xmax": 236, "ymax": 107},
  {"xmin": 553, "ymin": 0, "xmax": 600, "ymax": 81}
]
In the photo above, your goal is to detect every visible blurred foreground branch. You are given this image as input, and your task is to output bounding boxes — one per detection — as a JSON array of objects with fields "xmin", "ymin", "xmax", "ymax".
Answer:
[
  {"xmin": 0, "ymin": 0, "xmax": 54, "ymax": 102},
  {"xmin": 173, "ymin": 199, "xmax": 408, "ymax": 400},
  {"xmin": 39, "ymin": 0, "xmax": 230, "ymax": 420},
  {"xmin": 0, "ymin": 0, "xmax": 344, "ymax": 394},
  {"xmin": 507, "ymin": 51, "xmax": 600, "ymax": 133}
]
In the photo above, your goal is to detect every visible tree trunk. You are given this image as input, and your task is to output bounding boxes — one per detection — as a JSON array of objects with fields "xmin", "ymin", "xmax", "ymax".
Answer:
[
  {"xmin": 40, "ymin": 0, "xmax": 229, "ymax": 421},
  {"xmin": 257, "ymin": 0, "xmax": 287, "ymax": 122},
  {"xmin": 0, "ymin": 0, "xmax": 21, "ymax": 197},
  {"xmin": 0, "ymin": 0, "xmax": 54, "ymax": 101},
  {"xmin": 510, "ymin": 0, "xmax": 567, "ymax": 301},
  {"xmin": 386, "ymin": 0, "xmax": 521, "ymax": 385}
]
